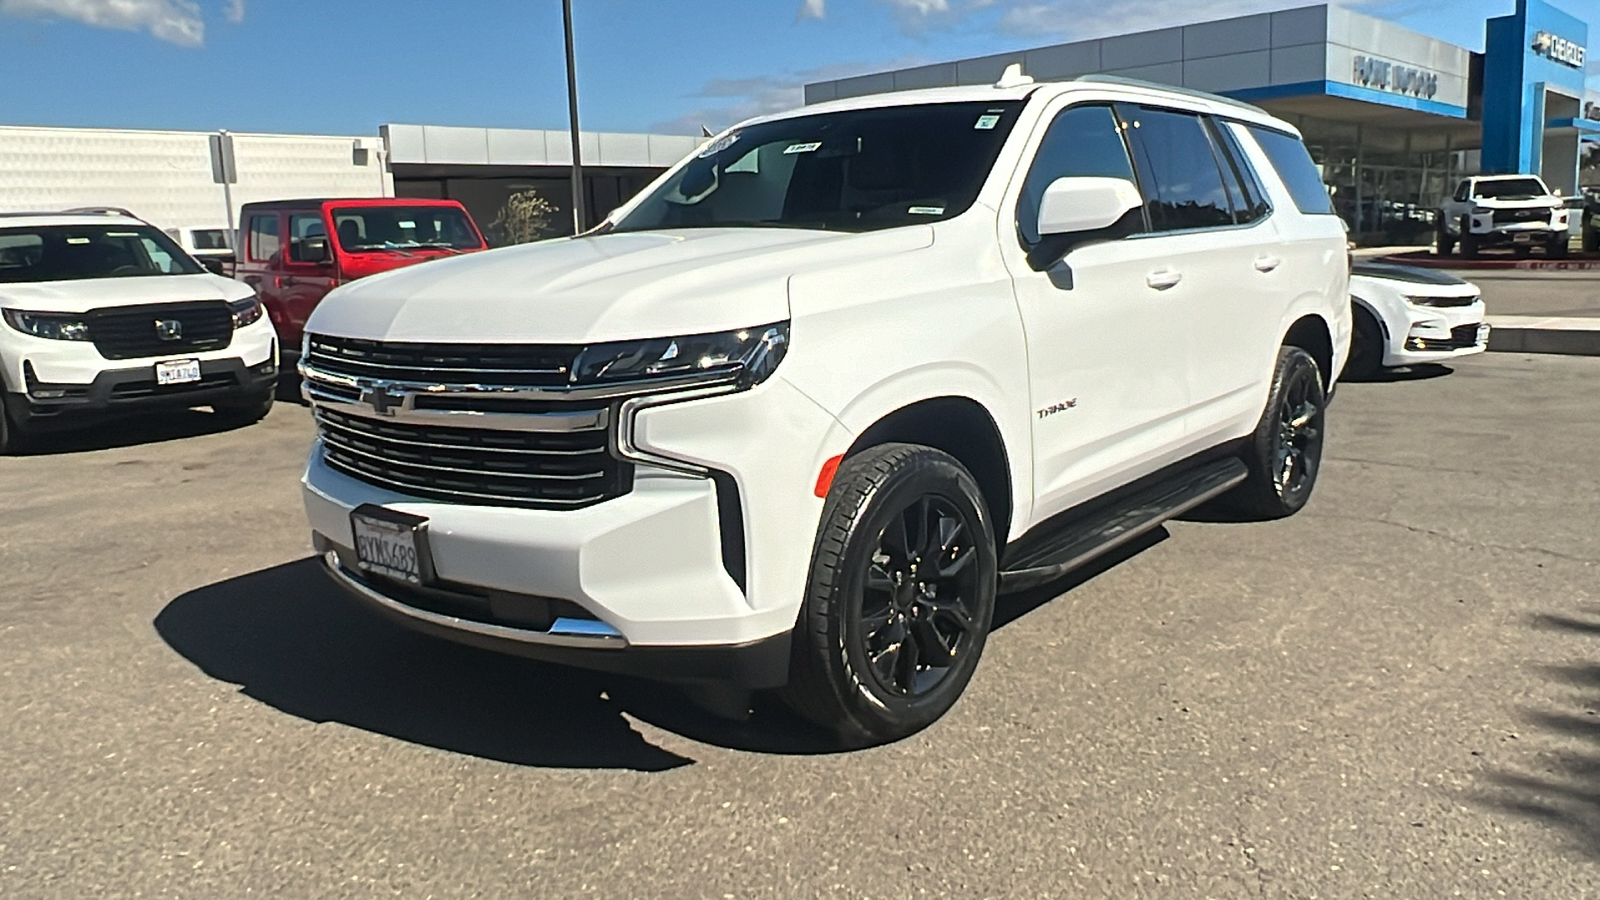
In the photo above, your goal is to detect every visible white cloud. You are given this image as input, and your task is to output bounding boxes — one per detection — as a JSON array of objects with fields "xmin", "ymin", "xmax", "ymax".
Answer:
[
  {"xmin": 797, "ymin": 0, "xmax": 824, "ymax": 20},
  {"xmin": 224, "ymin": 0, "xmax": 243, "ymax": 24},
  {"xmin": 0, "ymin": 0, "xmax": 206, "ymax": 45}
]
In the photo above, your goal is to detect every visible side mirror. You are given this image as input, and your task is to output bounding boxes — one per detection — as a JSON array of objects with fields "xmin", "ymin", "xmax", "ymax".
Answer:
[
  {"xmin": 1037, "ymin": 176, "xmax": 1143, "ymax": 237},
  {"xmin": 301, "ymin": 236, "xmax": 332, "ymax": 265}
]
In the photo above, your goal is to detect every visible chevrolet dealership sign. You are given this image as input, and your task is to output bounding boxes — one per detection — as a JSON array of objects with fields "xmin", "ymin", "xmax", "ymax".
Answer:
[
  {"xmin": 1352, "ymin": 55, "xmax": 1440, "ymax": 100},
  {"xmin": 1531, "ymin": 31, "xmax": 1586, "ymax": 69}
]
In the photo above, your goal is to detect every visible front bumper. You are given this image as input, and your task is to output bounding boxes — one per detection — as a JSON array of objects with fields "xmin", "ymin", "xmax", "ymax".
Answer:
[
  {"xmin": 10, "ymin": 355, "xmax": 278, "ymax": 428},
  {"xmin": 1384, "ymin": 300, "xmax": 1488, "ymax": 366},
  {"xmin": 301, "ymin": 373, "xmax": 849, "ymax": 687}
]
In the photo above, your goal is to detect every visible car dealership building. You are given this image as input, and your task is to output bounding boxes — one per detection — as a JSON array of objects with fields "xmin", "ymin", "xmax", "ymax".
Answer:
[{"xmin": 806, "ymin": 0, "xmax": 1598, "ymax": 244}]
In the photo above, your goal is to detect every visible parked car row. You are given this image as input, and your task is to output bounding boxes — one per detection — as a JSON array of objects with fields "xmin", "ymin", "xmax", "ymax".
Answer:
[{"xmin": 0, "ymin": 74, "xmax": 1496, "ymax": 744}]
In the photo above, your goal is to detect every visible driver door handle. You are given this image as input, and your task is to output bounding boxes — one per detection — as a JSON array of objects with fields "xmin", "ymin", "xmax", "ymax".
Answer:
[
  {"xmin": 1254, "ymin": 255, "xmax": 1282, "ymax": 273},
  {"xmin": 1146, "ymin": 267, "xmax": 1182, "ymax": 291}
]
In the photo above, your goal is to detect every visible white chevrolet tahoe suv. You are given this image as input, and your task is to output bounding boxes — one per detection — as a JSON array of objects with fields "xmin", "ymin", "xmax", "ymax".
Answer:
[
  {"xmin": 301, "ymin": 74, "xmax": 1350, "ymax": 744},
  {"xmin": 1436, "ymin": 174, "xmax": 1571, "ymax": 259},
  {"xmin": 0, "ymin": 211, "xmax": 278, "ymax": 453}
]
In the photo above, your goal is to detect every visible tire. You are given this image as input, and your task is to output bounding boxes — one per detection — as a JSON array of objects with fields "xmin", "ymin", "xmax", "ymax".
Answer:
[
  {"xmin": 211, "ymin": 392, "xmax": 274, "ymax": 426},
  {"xmin": 1513, "ymin": 244, "xmax": 1532, "ymax": 259},
  {"xmin": 1434, "ymin": 218, "xmax": 1455, "ymax": 256},
  {"xmin": 1547, "ymin": 237, "xmax": 1569, "ymax": 259},
  {"xmin": 785, "ymin": 443, "xmax": 998, "ymax": 746},
  {"xmin": 1345, "ymin": 305, "xmax": 1385, "ymax": 381},
  {"xmin": 1583, "ymin": 227, "xmax": 1598, "ymax": 254},
  {"xmin": 1222, "ymin": 346, "xmax": 1327, "ymax": 521},
  {"xmin": 1459, "ymin": 220, "xmax": 1480, "ymax": 260},
  {"xmin": 0, "ymin": 394, "xmax": 32, "ymax": 455}
]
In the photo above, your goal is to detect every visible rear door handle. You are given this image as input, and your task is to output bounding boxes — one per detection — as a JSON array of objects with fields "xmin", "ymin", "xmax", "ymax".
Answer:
[
  {"xmin": 1146, "ymin": 268, "xmax": 1182, "ymax": 290},
  {"xmin": 1254, "ymin": 255, "xmax": 1282, "ymax": 273}
]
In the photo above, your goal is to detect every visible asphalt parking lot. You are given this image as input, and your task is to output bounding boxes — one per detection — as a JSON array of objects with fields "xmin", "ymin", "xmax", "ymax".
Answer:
[
  {"xmin": 1459, "ymin": 268, "xmax": 1600, "ymax": 318},
  {"xmin": 2, "ymin": 351, "xmax": 1598, "ymax": 899}
]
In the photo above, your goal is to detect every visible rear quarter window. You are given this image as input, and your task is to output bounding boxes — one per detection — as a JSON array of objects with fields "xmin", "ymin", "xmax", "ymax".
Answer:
[{"xmin": 1243, "ymin": 125, "xmax": 1335, "ymax": 216}]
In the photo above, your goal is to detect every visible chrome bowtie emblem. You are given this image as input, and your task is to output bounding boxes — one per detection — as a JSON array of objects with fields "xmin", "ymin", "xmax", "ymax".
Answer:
[
  {"xmin": 154, "ymin": 319, "xmax": 183, "ymax": 341},
  {"xmin": 359, "ymin": 381, "xmax": 406, "ymax": 416}
]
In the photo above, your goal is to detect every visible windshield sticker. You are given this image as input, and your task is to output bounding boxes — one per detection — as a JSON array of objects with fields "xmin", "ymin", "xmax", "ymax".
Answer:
[
  {"xmin": 974, "ymin": 114, "xmax": 1001, "ymax": 130},
  {"xmin": 106, "ymin": 231, "xmax": 140, "ymax": 237},
  {"xmin": 697, "ymin": 132, "xmax": 739, "ymax": 158},
  {"xmin": 908, "ymin": 205, "xmax": 946, "ymax": 215},
  {"xmin": 66, "ymin": 237, "xmax": 90, "ymax": 244},
  {"xmin": 783, "ymin": 142, "xmax": 822, "ymax": 155}
]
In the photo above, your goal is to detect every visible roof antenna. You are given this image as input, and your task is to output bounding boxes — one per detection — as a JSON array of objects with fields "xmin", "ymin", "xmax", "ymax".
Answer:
[{"xmin": 994, "ymin": 63, "xmax": 1033, "ymax": 89}]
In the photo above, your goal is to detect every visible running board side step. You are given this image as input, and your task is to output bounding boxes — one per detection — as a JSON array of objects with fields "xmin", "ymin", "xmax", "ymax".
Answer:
[{"xmin": 997, "ymin": 458, "xmax": 1248, "ymax": 594}]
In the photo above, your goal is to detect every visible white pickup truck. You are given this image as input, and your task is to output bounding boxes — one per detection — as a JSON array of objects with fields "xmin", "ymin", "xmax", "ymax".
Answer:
[
  {"xmin": 300, "ymin": 72, "xmax": 1349, "ymax": 745},
  {"xmin": 1436, "ymin": 174, "xmax": 1571, "ymax": 259}
]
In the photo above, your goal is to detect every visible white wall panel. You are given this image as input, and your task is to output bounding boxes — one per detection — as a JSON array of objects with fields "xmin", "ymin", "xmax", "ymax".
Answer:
[
  {"xmin": 1271, "ymin": 44, "xmax": 1327, "ymax": 84},
  {"xmin": 1101, "ymin": 28, "xmax": 1184, "ymax": 69},
  {"xmin": 1271, "ymin": 6, "xmax": 1328, "ymax": 47},
  {"xmin": 1183, "ymin": 51, "xmax": 1272, "ymax": 93},
  {"xmin": 1184, "ymin": 15, "xmax": 1271, "ymax": 59}
]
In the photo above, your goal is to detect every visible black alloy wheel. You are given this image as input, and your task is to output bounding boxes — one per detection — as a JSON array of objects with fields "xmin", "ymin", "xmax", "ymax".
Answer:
[
  {"xmin": 1434, "ymin": 219, "xmax": 1455, "ymax": 256},
  {"xmin": 786, "ymin": 443, "xmax": 998, "ymax": 746},
  {"xmin": 1460, "ymin": 219, "xmax": 1481, "ymax": 259},
  {"xmin": 1222, "ymin": 345, "xmax": 1327, "ymax": 520},
  {"xmin": 857, "ymin": 495, "xmax": 983, "ymax": 698}
]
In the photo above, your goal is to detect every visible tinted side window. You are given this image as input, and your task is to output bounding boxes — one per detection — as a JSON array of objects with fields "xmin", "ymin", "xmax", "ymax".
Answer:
[
  {"xmin": 1209, "ymin": 120, "xmax": 1271, "ymax": 225},
  {"xmin": 1121, "ymin": 106, "xmax": 1234, "ymax": 232},
  {"xmin": 1245, "ymin": 126, "xmax": 1335, "ymax": 216},
  {"xmin": 1016, "ymin": 104, "xmax": 1139, "ymax": 245},
  {"xmin": 1454, "ymin": 181, "xmax": 1471, "ymax": 203},
  {"xmin": 248, "ymin": 215, "xmax": 280, "ymax": 262},
  {"xmin": 287, "ymin": 213, "xmax": 327, "ymax": 263}
]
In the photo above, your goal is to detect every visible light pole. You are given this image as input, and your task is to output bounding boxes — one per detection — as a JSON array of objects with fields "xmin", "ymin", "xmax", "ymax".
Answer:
[{"xmin": 562, "ymin": 0, "xmax": 587, "ymax": 234}]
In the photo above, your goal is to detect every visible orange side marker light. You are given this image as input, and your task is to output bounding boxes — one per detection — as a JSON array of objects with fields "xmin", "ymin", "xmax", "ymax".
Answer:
[{"xmin": 814, "ymin": 454, "xmax": 844, "ymax": 498}]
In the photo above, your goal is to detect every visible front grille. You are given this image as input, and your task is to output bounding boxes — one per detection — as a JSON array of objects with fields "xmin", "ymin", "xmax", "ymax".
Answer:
[
  {"xmin": 86, "ymin": 301, "xmax": 233, "ymax": 360},
  {"xmin": 315, "ymin": 407, "xmax": 630, "ymax": 509},
  {"xmin": 307, "ymin": 334, "xmax": 580, "ymax": 386},
  {"xmin": 1406, "ymin": 323, "xmax": 1483, "ymax": 352},
  {"xmin": 1492, "ymin": 208, "xmax": 1549, "ymax": 226},
  {"xmin": 110, "ymin": 372, "xmax": 238, "ymax": 399}
]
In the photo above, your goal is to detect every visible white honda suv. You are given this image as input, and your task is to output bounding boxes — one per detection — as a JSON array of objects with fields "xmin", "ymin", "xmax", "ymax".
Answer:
[
  {"xmin": 0, "ymin": 210, "xmax": 278, "ymax": 452},
  {"xmin": 301, "ymin": 73, "xmax": 1350, "ymax": 744}
]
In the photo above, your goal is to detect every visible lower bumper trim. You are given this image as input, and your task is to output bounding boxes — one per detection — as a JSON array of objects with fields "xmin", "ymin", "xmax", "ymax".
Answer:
[{"xmin": 321, "ymin": 551, "xmax": 793, "ymax": 689}]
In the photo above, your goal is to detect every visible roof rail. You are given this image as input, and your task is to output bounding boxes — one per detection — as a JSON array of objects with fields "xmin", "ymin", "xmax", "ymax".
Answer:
[
  {"xmin": 1072, "ymin": 74, "xmax": 1268, "ymax": 114},
  {"xmin": 61, "ymin": 206, "xmax": 140, "ymax": 218}
]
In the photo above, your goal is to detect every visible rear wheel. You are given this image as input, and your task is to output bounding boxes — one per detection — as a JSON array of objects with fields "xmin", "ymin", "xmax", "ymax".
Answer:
[
  {"xmin": 1547, "ymin": 236, "xmax": 1570, "ymax": 259},
  {"xmin": 785, "ymin": 443, "xmax": 998, "ymax": 746},
  {"xmin": 1345, "ymin": 305, "xmax": 1385, "ymax": 381},
  {"xmin": 1223, "ymin": 346, "xmax": 1326, "ymax": 521},
  {"xmin": 1583, "ymin": 225, "xmax": 1598, "ymax": 254}
]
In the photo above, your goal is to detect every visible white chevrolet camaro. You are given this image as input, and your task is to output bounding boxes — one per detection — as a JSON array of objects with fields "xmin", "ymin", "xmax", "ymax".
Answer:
[{"xmin": 1347, "ymin": 261, "xmax": 1487, "ymax": 378}]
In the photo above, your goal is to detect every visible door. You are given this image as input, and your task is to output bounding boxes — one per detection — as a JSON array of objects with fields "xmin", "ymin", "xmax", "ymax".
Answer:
[
  {"xmin": 1003, "ymin": 102, "xmax": 1193, "ymax": 522},
  {"xmin": 281, "ymin": 211, "xmax": 339, "ymax": 342},
  {"xmin": 241, "ymin": 211, "xmax": 286, "ymax": 341},
  {"xmin": 1116, "ymin": 104, "xmax": 1283, "ymax": 443}
]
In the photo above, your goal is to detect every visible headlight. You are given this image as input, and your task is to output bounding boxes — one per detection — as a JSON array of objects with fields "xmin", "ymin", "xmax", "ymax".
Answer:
[
  {"xmin": 1404, "ymin": 294, "xmax": 1478, "ymax": 309},
  {"xmin": 228, "ymin": 295, "xmax": 264, "ymax": 328},
  {"xmin": 2, "ymin": 309, "xmax": 90, "ymax": 341},
  {"xmin": 571, "ymin": 322, "xmax": 789, "ymax": 387}
]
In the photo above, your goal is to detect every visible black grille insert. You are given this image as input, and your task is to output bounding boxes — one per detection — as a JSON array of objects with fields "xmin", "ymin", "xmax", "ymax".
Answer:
[
  {"xmin": 316, "ymin": 407, "xmax": 630, "ymax": 509},
  {"xmin": 86, "ymin": 301, "xmax": 233, "ymax": 360},
  {"xmin": 307, "ymin": 335, "xmax": 581, "ymax": 387}
]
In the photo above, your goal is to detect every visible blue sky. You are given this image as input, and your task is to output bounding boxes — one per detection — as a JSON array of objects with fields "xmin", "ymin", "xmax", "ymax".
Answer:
[{"xmin": 0, "ymin": 0, "xmax": 1595, "ymax": 138}]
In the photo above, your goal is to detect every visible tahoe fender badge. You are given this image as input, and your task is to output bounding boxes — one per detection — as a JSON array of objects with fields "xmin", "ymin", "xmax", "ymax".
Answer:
[{"xmin": 1037, "ymin": 398, "xmax": 1078, "ymax": 420}]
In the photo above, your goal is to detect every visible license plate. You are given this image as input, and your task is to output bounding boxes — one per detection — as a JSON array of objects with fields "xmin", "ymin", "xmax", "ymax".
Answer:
[
  {"xmin": 350, "ymin": 505, "xmax": 434, "ymax": 585},
  {"xmin": 155, "ymin": 358, "xmax": 201, "ymax": 385},
  {"xmin": 1477, "ymin": 324, "xmax": 1491, "ymax": 344},
  {"xmin": 1513, "ymin": 233, "xmax": 1532, "ymax": 243}
]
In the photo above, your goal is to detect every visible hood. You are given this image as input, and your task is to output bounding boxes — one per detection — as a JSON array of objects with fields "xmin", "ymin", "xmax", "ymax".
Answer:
[
  {"xmin": 1351, "ymin": 262, "xmax": 1469, "ymax": 286},
  {"xmin": 306, "ymin": 226, "xmax": 934, "ymax": 344},
  {"xmin": 0, "ymin": 272, "xmax": 252, "ymax": 313}
]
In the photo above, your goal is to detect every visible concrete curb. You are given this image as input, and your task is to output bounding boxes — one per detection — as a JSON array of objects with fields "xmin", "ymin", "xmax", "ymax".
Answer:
[
  {"xmin": 1484, "ymin": 316, "xmax": 1600, "ymax": 356},
  {"xmin": 1379, "ymin": 251, "xmax": 1600, "ymax": 271}
]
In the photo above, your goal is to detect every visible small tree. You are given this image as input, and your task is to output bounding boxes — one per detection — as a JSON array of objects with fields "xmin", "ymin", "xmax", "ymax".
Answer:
[{"xmin": 490, "ymin": 189, "xmax": 561, "ymax": 245}]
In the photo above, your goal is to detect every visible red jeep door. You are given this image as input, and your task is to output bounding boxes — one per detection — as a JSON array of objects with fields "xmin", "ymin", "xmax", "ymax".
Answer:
[
  {"xmin": 240, "ymin": 210, "xmax": 289, "ymax": 344},
  {"xmin": 280, "ymin": 210, "xmax": 340, "ymax": 344}
]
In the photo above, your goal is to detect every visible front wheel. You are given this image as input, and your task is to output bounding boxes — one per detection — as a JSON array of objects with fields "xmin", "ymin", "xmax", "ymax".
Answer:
[
  {"xmin": 1547, "ymin": 237, "xmax": 1570, "ymax": 259},
  {"xmin": 785, "ymin": 443, "xmax": 998, "ymax": 746},
  {"xmin": 1459, "ymin": 223, "xmax": 1481, "ymax": 259},
  {"xmin": 1434, "ymin": 218, "xmax": 1455, "ymax": 256},
  {"xmin": 0, "ymin": 394, "xmax": 32, "ymax": 455},
  {"xmin": 1344, "ymin": 305, "xmax": 1385, "ymax": 381},
  {"xmin": 1223, "ymin": 346, "xmax": 1327, "ymax": 520},
  {"xmin": 211, "ymin": 393, "xmax": 274, "ymax": 426}
]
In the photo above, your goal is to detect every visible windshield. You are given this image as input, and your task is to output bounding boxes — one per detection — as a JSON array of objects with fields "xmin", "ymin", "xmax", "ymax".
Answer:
[
  {"xmin": 331, "ymin": 206, "xmax": 483, "ymax": 252},
  {"xmin": 611, "ymin": 101, "xmax": 1025, "ymax": 234},
  {"xmin": 1473, "ymin": 178, "xmax": 1547, "ymax": 200},
  {"xmin": 0, "ymin": 224, "xmax": 204, "ymax": 284}
]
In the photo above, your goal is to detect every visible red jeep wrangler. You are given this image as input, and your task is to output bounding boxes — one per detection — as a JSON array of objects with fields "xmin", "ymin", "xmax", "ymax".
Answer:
[{"xmin": 235, "ymin": 198, "xmax": 488, "ymax": 364}]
